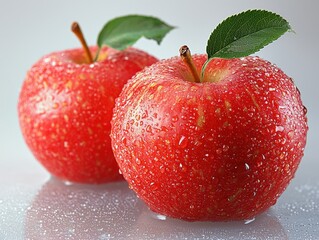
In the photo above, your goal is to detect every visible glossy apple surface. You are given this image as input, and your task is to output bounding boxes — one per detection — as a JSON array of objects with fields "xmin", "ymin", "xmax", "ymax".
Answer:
[
  {"xmin": 18, "ymin": 46, "xmax": 157, "ymax": 183},
  {"xmin": 111, "ymin": 54, "xmax": 308, "ymax": 221}
]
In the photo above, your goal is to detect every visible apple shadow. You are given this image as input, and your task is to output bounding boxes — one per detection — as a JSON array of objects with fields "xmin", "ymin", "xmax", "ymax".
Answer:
[
  {"xmin": 24, "ymin": 177, "xmax": 143, "ymax": 240},
  {"xmin": 129, "ymin": 203, "xmax": 288, "ymax": 240}
]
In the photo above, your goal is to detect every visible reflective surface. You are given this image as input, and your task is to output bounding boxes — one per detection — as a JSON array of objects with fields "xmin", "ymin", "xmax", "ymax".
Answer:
[{"xmin": 0, "ymin": 161, "xmax": 318, "ymax": 240}]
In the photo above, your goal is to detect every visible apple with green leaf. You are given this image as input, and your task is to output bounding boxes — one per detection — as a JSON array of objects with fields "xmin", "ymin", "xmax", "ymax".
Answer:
[
  {"xmin": 18, "ymin": 15, "xmax": 174, "ymax": 183},
  {"xmin": 111, "ymin": 10, "xmax": 308, "ymax": 221}
]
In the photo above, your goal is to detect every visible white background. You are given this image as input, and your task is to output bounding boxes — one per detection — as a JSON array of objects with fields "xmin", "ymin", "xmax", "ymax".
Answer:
[{"xmin": 0, "ymin": 0, "xmax": 318, "ymax": 239}]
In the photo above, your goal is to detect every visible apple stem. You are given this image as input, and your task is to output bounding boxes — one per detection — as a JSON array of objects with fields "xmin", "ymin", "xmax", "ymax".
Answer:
[
  {"xmin": 179, "ymin": 45, "xmax": 201, "ymax": 83},
  {"xmin": 71, "ymin": 22, "xmax": 94, "ymax": 64}
]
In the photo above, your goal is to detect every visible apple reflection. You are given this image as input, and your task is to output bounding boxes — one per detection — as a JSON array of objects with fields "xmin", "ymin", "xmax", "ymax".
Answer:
[
  {"xmin": 24, "ymin": 177, "xmax": 142, "ymax": 240},
  {"xmin": 25, "ymin": 177, "xmax": 288, "ymax": 240},
  {"xmin": 130, "ymin": 204, "xmax": 288, "ymax": 240}
]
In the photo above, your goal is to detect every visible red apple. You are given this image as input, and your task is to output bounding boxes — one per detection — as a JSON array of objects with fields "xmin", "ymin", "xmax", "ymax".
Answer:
[
  {"xmin": 18, "ymin": 46, "xmax": 157, "ymax": 183},
  {"xmin": 111, "ymin": 54, "xmax": 308, "ymax": 221},
  {"xmin": 18, "ymin": 16, "xmax": 174, "ymax": 183},
  {"xmin": 111, "ymin": 10, "xmax": 308, "ymax": 221}
]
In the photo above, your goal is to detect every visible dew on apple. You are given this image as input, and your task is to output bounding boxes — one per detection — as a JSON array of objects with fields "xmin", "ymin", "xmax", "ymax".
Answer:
[
  {"xmin": 178, "ymin": 135, "xmax": 188, "ymax": 148},
  {"xmin": 216, "ymin": 148, "xmax": 223, "ymax": 155},
  {"xmin": 135, "ymin": 158, "xmax": 142, "ymax": 165},
  {"xmin": 275, "ymin": 126, "xmax": 285, "ymax": 132},
  {"xmin": 222, "ymin": 145, "xmax": 229, "ymax": 152},
  {"xmin": 245, "ymin": 163, "xmax": 250, "ymax": 170}
]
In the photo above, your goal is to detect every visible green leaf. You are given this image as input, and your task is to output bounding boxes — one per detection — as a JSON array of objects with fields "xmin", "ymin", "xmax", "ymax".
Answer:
[
  {"xmin": 97, "ymin": 15, "xmax": 175, "ymax": 50},
  {"xmin": 206, "ymin": 9, "xmax": 292, "ymax": 59}
]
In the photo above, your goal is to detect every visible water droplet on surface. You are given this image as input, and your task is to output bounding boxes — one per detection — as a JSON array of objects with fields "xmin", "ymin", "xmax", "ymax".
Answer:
[
  {"xmin": 244, "ymin": 217, "xmax": 255, "ymax": 224},
  {"xmin": 63, "ymin": 181, "xmax": 73, "ymax": 186},
  {"xmin": 153, "ymin": 214, "xmax": 167, "ymax": 221}
]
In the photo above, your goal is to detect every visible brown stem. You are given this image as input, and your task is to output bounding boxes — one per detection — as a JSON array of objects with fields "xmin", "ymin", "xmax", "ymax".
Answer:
[
  {"xmin": 71, "ymin": 22, "xmax": 94, "ymax": 63},
  {"xmin": 179, "ymin": 45, "xmax": 200, "ymax": 83}
]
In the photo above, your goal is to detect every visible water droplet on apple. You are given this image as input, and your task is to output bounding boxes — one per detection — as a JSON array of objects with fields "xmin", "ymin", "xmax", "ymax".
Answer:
[
  {"xmin": 222, "ymin": 145, "xmax": 229, "ymax": 152},
  {"xmin": 142, "ymin": 110, "xmax": 148, "ymax": 119},
  {"xmin": 257, "ymin": 161, "xmax": 263, "ymax": 167},
  {"xmin": 171, "ymin": 116, "xmax": 179, "ymax": 122},
  {"xmin": 178, "ymin": 136, "xmax": 188, "ymax": 148},
  {"xmin": 216, "ymin": 148, "xmax": 223, "ymax": 154},
  {"xmin": 146, "ymin": 125, "xmax": 152, "ymax": 133},
  {"xmin": 281, "ymin": 138, "xmax": 287, "ymax": 144},
  {"xmin": 135, "ymin": 158, "xmax": 141, "ymax": 165},
  {"xmin": 275, "ymin": 126, "xmax": 284, "ymax": 132},
  {"xmin": 288, "ymin": 131, "xmax": 294, "ymax": 139},
  {"xmin": 121, "ymin": 137, "xmax": 127, "ymax": 146},
  {"xmin": 161, "ymin": 126, "xmax": 169, "ymax": 132},
  {"xmin": 245, "ymin": 163, "xmax": 250, "ymax": 170}
]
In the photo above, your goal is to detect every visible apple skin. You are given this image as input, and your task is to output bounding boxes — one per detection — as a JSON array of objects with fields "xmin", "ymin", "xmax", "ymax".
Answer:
[
  {"xmin": 111, "ymin": 54, "xmax": 308, "ymax": 221},
  {"xmin": 18, "ymin": 46, "xmax": 158, "ymax": 184}
]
